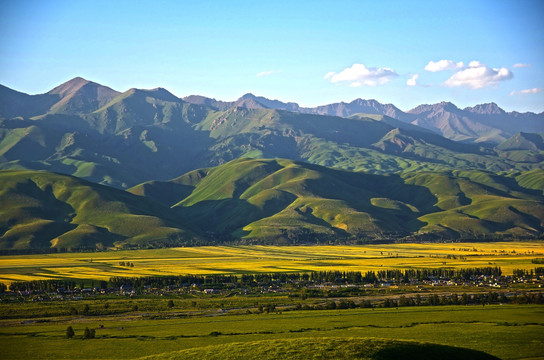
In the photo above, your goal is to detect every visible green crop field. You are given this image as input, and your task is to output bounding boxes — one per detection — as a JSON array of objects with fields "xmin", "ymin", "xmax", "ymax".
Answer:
[
  {"xmin": 1, "ymin": 242, "xmax": 542, "ymax": 285},
  {"xmin": 0, "ymin": 305, "xmax": 541, "ymax": 359}
]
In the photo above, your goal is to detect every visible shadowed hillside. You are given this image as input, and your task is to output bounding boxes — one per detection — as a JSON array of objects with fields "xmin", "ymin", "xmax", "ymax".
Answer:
[
  {"xmin": 130, "ymin": 158, "xmax": 544, "ymax": 243},
  {"xmin": 1, "ymin": 159, "xmax": 543, "ymax": 250},
  {"xmin": 0, "ymin": 170, "xmax": 201, "ymax": 250},
  {"xmin": 1, "ymin": 78, "xmax": 542, "ymax": 189}
]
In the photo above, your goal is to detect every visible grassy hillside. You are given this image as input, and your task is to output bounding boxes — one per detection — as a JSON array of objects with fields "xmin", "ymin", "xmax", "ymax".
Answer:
[
  {"xmin": 1, "ymin": 81, "xmax": 542, "ymax": 189},
  {"xmin": 139, "ymin": 337, "xmax": 500, "ymax": 360},
  {"xmin": 1, "ymin": 159, "xmax": 542, "ymax": 250},
  {"xmin": 0, "ymin": 170, "xmax": 201, "ymax": 250},
  {"xmin": 129, "ymin": 158, "xmax": 544, "ymax": 242}
]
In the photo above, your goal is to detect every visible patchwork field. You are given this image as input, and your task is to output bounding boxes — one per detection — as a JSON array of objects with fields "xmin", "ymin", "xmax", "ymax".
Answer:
[{"xmin": 1, "ymin": 242, "xmax": 542, "ymax": 285}]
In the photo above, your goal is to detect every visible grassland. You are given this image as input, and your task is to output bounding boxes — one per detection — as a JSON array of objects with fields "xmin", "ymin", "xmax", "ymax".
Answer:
[
  {"xmin": 1, "ymin": 242, "xmax": 542, "ymax": 285},
  {"xmin": 139, "ymin": 338, "xmax": 501, "ymax": 360},
  {"xmin": 0, "ymin": 305, "xmax": 540, "ymax": 359}
]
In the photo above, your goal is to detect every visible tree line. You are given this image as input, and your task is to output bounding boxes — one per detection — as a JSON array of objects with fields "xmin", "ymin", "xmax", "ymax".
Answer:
[
  {"xmin": 107, "ymin": 267, "xmax": 503, "ymax": 289},
  {"xmin": 9, "ymin": 266, "xmax": 538, "ymax": 293}
]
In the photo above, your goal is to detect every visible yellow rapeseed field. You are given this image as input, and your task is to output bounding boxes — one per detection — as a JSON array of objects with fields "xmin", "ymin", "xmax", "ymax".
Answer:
[{"xmin": 0, "ymin": 242, "xmax": 542, "ymax": 285}]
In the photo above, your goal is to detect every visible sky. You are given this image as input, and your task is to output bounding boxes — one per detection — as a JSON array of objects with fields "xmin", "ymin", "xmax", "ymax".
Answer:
[{"xmin": 1, "ymin": 0, "xmax": 543, "ymax": 113}]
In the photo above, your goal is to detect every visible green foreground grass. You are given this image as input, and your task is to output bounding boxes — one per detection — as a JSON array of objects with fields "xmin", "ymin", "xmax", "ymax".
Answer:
[
  {"xmin": 139, "ymin": 337, "xmax": 500, "ymax": 360},
  {"xmin": 0, "ymin": 305, "xmax": 542, "ymax": 360}
]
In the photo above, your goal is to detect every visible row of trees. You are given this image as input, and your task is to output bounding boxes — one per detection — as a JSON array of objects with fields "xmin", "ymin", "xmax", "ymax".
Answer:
[
  {"xmin": 66, "ymin": 326, "xmax": 95, "ymax": 339},
  {"xmin": 8, "ymin": 280, "xmax": 108, "ymax": 292},
  {"xmin": 109, "ymin": 267, "xmax": 505, "ymax": 290},
  {"xmin": 513, "ymin": 268, "xmax": 544, "ymax": 277},
  {"xmin": 10, "ymin": 265, "xmax": 541, "ymax": 293},
  {"xmin": 295, "ymin": 292, "xmax": 544, "ymax": 311}
]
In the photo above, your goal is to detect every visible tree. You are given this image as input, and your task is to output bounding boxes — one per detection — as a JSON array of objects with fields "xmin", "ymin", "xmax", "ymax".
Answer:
[
  {"xmin": 66, "ymin": 326, "xmax": 75, "ymax": 338},
  {"xmin": 167, "ymin": 300, "xmax": 174, "ymax": 308},
  {"xmin": 83, "ymin": 327, "xmax": 95, "ymax": 339},
  {"xmin": 83, "ymin": 304, "xmax": 90, "ymax": 315}
]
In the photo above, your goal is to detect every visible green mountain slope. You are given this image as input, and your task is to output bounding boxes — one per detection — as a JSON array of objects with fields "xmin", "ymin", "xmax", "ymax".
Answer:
[
  {"xmin": 0, "ymin": 170, "xmax": 201, "ymax": 250},
  {"xmin": 1, "ymin": 159, "xmax": 542, "ymax": 250},
  {"xmin": 129, "ymin": 158, "xmax": 544, "ymax": 242},
  {"xmin": 1, "ymin": 78, "xmax": 541, "ymax": 189},
  {"xmin": 496, "ymin": 132, "xmax": 544, "ymax": 151},
  {"xmin": 0, "ymin": 88, "xmax": 215, "ymax": 187}
]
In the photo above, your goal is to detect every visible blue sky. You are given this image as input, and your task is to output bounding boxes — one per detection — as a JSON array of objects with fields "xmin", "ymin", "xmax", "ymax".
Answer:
[{"xmin": 1, "ymin": 0, "xmax": 543, "ymax": 112}]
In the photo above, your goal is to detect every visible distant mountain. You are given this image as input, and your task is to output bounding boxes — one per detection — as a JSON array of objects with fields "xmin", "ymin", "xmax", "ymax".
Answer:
[
  {"xmin": 236, "ymin": 93, "xmax": 301, "ymax": 112},
  {"xmin": 183, "ymin": 93, "xmax": 544, "ymax": 144},
  {"xmin": 407, "ymin": 101, "xmax": 544, "ymax": 144},
  {"xmin": 46, "ymin": 77, "xmax": 120, "ymax": 114},
  {"xmin": 304, "ymin": 98, "xmax": 409, "ymax": 120},
  {"xmin": 0, "ymin": 77, "xmax": 119, "ymax": 119},
  {"xmin": 1, "ymin": 78, "xmax": 542, "ymax": 189},
  {"xmin": 496, "ymin": 132, "xmax": 544, "ymax": 151},
  {"xmin": 182, "ymin": 95, "xmax": 233, "ymax": 111},
  {"xmin": 406, "ymin": 102, "xmax": 507, "ymax": 143},
  {"xmin": 463, "ymin": 103, "xmax": 544, "ymax": 138},
  {"xmin": 183, "ymin": 93, "xmax": 302, "ymax": 112},
  {"xmin": 184, "ymin": 94, "xmax": 408, "ymax": 120},
  {"xmin": 0, "ymin": 84, "xmax": 57, "ymax": 119},
  {"xmin": 464, "ymin": 102, "xmax": 506, "ymax": 115}
]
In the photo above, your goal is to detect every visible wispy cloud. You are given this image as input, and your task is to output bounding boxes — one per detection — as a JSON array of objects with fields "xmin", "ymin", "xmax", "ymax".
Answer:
[
  {"xmin": 424, "ymin": 60, "xmax": 464, "ymax": 72},
  {"xmin": 444, "ymin": 61, "xmax": 513, "ymax": 89},
  {"xmin": 256, "ymin": 70, "xmax": 280, "ymax": 77},
  {"xmin": 513, "ymin": 63, "xmax": 531, "ymax": 68},
  {"xmin": 324, "ymin": 63, "xmax": 398, "ymax": 87},
  {"xmin": 510, "ymin": 88, "xmax": 544, "ymax": 96},
  {"xmin": 406, "ymin": 74, "xmax": 419, "ymax": 87}
]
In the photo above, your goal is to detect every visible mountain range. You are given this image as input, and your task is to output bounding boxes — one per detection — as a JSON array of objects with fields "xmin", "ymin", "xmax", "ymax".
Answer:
[
  {"xmin": 1, "ymin": 77, "xmax": 542, "ymax": 188},
  {"xmin": 183, "ymin": 92, "xmax": 543, "ymax": 144},
  {"xmin": 0, "ymin": 77, "xmax": 543, "ymax": 249}
]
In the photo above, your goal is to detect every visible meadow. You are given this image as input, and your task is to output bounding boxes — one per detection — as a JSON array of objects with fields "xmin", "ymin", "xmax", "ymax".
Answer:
[
  {"xmin": 0, "ymin": 305, "xmax": 541, "ymax": 359},
  {"xmin": 1, "ymin": 242, "xmax": 542, "ymax": 285}
]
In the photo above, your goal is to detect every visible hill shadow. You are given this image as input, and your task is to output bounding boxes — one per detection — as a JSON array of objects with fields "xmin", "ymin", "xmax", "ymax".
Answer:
[
  {"xmin": 372, "ymin": 343, "xmax": 500, "ymax": 360},
  {"xmin": 3, "ymin": 180, "xmax": 77, "ymax": 248},
  {"xmin": 301, "ymin": 165, "xmax": 439, "ymax": 233}
]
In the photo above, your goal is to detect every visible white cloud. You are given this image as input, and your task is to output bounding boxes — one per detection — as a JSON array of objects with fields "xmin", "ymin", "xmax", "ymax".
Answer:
[
  {"xmin": 510, "ymin": 88, "xmax": 544, "ymax": 96},
  {"xmin": 424, "ymin": 60, "xmax": 464, "ymax": 72},
  {"xmin": 406, "ymin": 74, "xmax": 419, "ymax": 86},
  {"xmin": 324, "ymin": 63, "xmax": 398, "ymax": 87},
  {"xmin": 256, "ymin": 70, "xmax": 279, "ymax": 77},
  {"xmin": 444, "ymin": 61, "xmax": 513, "ymax": 89},
  {"xmin": 513, "ymin": 63, "xmax": 531, "ymax": 68}
]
